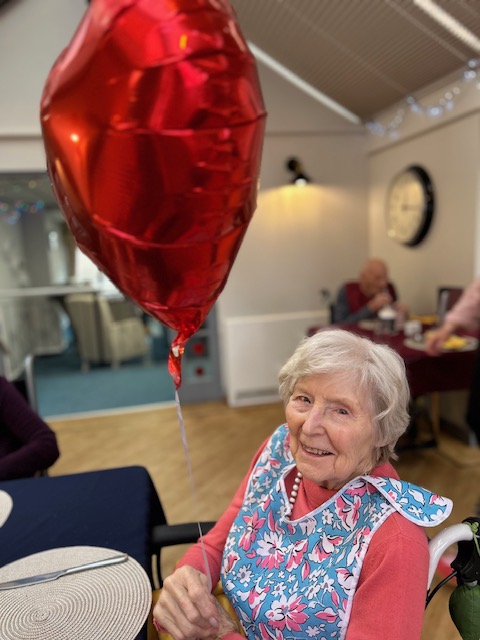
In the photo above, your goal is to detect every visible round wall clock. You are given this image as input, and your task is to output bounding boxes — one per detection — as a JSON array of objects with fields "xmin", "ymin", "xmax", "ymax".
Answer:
[{"xmin": 385, "ymin": 165, "xmax": 435, "ymax": 247}]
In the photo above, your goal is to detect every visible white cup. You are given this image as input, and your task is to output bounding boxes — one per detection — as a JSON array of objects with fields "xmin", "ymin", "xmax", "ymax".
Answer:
[
  {"xmin": 404, "ymin": 319, "xmax": 422, "ymax": 339},
  {"xmin": 376, "ymin": 306, "xmax": 397, "ymax": 335}
]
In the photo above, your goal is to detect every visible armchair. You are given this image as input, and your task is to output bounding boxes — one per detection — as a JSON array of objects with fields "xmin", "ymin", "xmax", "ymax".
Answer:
[
  {"xmin": 96, "ymin": 296, "xmax": 149, "ymax": 368},
  {"xmin": 65, "ymin": 293, "xmax": 149, "ymax": 370}
]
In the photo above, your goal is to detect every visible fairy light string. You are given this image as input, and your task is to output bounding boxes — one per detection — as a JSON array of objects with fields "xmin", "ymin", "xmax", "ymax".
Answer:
[
  {"xmin": 274, "ymin": 0, "xmax": 480, "ymax": 140},
  {"xmin": 366, "ymin": 58, "xmax": 480, "ymax": 139}
]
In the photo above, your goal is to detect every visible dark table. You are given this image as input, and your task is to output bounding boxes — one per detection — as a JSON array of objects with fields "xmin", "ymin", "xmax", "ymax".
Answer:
[{"xmin": 0, "ymin": 465, "xmax": 166, "ymax": 640}]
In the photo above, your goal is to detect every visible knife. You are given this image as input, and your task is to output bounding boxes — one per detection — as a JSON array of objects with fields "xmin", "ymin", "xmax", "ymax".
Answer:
[{"xmin": 0, "ymin": 553, "xmax": 128, "ymax": 590}]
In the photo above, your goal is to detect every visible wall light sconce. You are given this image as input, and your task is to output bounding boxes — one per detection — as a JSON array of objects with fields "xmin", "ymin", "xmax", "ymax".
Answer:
[{"xmin": 286, "ymin": 157, "xmax": 311, "ymax": 186}]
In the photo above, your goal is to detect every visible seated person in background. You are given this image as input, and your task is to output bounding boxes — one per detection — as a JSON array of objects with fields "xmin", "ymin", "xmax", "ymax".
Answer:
[
  {"xmin": 0, "ymin": 376, "xmax": 60, "ymax": 480},
  {"xmin": 333, "ymin": 257, "xmax": 408, "ymax": 324},
  {"xmin": 153, "ymin": 329, "xmax": 452, "ymax": 640}
]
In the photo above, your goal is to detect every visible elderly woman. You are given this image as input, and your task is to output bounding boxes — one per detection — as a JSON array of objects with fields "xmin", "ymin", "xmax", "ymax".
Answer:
[{"xmin": 153, "ymin": 329, "xmax": 452, "ymax": 640}]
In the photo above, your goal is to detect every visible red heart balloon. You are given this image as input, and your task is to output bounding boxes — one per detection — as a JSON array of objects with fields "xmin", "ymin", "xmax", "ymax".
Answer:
[{"xmin": 40, "ymin": 0, "xmax": 266, "ymax": 387}]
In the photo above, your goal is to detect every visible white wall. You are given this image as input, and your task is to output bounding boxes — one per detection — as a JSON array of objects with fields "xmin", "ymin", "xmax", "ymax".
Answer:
[
  {"xmin": 0, "ymin": 0, "xmax": 86, "ymax": 138},
  {"xmin": 0, "ymin": 0, "xmax": 85, "ymax": 170},
  {"xmin": 214, "ymin": 61, "xmax": 369, "ymax": 400},
  {"xmin": 367, "ymin": 79, "xmax": 480, "ymax": 315},
  {"xmin": 218, "ymin": 61, "xmax": 369, "ymax": 319},
  {"xmin": 214, "ymin": 62, "xmax": 369, "ymax": 402}
]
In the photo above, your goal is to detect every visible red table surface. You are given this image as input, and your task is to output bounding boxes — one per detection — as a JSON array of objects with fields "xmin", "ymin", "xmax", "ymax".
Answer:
[{"xmin": 307, "ymin": 324, "xmax": 477, "ymax": 398}]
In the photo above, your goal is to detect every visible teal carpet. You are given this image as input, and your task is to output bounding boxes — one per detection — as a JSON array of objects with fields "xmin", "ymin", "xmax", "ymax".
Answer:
[{"xmin": 35, "ymin": 345, "xmax": 176, "ymax": 418}]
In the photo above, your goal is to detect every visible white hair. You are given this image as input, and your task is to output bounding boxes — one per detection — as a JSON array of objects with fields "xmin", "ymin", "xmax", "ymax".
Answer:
[{"xmin": 278, "ymin": 329, "xmax": 410, "ymax": 464}]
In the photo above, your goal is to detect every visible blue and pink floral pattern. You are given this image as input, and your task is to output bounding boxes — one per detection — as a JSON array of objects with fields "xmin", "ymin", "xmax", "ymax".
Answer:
[{"xmin": 221, "ymin": 424, "xmax": 452, "ymax": 639}]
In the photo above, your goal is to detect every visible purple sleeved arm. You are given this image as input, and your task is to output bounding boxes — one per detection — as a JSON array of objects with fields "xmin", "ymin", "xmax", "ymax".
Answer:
[{"xmin": 0, "ymin": 377, "xmax": 60, "ymax": 480}]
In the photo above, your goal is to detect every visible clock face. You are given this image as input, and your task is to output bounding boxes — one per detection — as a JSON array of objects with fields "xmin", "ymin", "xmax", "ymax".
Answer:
[{"xmin": 386, "ymin": 165, "xmax": 434, "ymax": 247}]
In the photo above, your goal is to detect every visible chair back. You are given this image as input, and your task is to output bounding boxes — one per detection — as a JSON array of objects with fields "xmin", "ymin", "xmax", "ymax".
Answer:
[
  {"xmin": 437, "ymin": 287, "xmax": 463, "ymax": 324},
  {"xmin": 65, "ymin": 294, "xmax": 148, "ymax": 369}
]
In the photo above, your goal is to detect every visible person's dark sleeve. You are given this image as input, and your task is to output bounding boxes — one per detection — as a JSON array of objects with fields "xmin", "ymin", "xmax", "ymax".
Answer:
[
  {"xmin": 333, "ymin": 286, "xmax": 374, "ymax": 324},
  {"xmin": 0, "ymin": 378, "xmax": 60, "ymax": 480}
]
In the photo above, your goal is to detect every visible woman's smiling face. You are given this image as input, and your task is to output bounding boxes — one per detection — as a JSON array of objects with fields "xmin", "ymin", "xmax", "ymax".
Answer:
[{"xmin": 286, "ymin": 373, "xmax": 376, "ymax": 490}]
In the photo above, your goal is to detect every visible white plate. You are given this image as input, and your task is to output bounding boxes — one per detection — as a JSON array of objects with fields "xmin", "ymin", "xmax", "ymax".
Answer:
[
  {"xmin": 0, "ymin": 491, "xmax": 13, "ymax": 527},
  {"xmin": 404, "ymin": 336, "xmax": 478, "ymax": 353}
]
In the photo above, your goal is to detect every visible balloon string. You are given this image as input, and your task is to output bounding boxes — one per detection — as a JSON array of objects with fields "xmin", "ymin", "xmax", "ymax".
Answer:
[{"xmin": 174, "ymin": 389, "xmax": 212, "ymax": 591}]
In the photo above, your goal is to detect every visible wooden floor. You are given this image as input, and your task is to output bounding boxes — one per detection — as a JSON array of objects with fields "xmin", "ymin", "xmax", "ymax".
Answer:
[{"xmin": 47, "ymin": 400, "xmax": 480, "ymax": 640}]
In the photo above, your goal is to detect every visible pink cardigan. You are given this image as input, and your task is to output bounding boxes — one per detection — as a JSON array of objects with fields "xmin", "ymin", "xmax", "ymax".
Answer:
[{"xmin": 179, "ymin": 441, "xmax": 431, "ymax": 640}]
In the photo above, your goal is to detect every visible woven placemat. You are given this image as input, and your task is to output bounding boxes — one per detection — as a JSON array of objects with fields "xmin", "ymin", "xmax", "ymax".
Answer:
[
  {"xmin": 0, "ymin": 490, "xmax": 13, "ymax": 527},
  {"xmin": 0, "ymin": 546, "xmax": 152, "ymax": 640}
]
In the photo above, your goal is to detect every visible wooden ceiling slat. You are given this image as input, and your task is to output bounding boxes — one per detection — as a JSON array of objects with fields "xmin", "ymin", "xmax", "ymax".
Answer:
[{"xmin": 230, "ymin": 0, "xmax": 480, "ymax": 120}]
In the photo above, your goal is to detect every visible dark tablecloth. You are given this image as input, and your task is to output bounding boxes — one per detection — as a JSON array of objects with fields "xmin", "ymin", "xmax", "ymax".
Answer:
[{"xmin": 0, "ymin": 465, "xmax": 165, "ymax": 640}]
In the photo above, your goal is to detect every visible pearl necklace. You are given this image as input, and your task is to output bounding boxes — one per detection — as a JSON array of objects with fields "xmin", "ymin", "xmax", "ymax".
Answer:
[{"xmin": 289, "ymin": 470, "xmax": 303, "ymax": 509}]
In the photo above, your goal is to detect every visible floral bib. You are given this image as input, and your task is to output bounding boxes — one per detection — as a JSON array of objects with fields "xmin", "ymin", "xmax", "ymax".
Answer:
[{"xmin": 221, "ymin": 424, "xmax": 452, "ymax": 639}]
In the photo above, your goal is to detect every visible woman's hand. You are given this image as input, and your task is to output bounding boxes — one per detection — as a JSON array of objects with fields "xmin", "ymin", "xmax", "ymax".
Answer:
[
  {"xmin": 153, "ymin": 565, "xmax": 237, "ymax": 640},
  {"xmin": 425, "ymin": 323, "xmax": 456, "ymax": 356}
]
